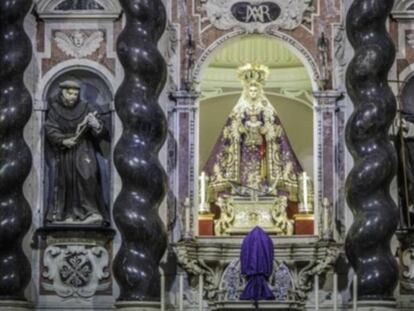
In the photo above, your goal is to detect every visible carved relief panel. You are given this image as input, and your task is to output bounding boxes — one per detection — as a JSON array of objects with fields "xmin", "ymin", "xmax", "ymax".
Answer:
[
  {"xmin": 171, "ymin": 0, "xmax": 342, "ymax": 91},
  {"xmin": 36, "ymin": 228, "xmax": 115, "ymax": 301},
  {"xmin": 201, "ymin": 0, "xmax": 314, "ymax": 32},
  {"xmin": 42, "ymin": 244, "xmax": 110, "ymax": 298}
]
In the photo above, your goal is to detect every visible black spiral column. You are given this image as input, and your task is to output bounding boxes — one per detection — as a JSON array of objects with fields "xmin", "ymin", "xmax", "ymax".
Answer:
[
  {"xmin": 345, "ymin": 0, "xmax": 399, "ymax": 303},
  {"xmin": 0, "ymin": 0, "xmax": 33, "ymax": 305},
  {"xmin": 113, "ymin": 0, "xmax": 168, "ymax": 305}
]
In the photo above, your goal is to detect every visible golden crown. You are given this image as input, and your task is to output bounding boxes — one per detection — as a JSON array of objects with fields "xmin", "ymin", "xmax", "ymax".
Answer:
[{"xmin": 237, "ymin": 63, "xmax": 269, "ymax": 86}]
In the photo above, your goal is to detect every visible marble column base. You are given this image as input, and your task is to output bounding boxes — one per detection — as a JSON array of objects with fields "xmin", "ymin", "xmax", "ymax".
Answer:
[
  {"xmin": 114, "ymin": 301, "xmax": 161, "ymax": 311},
  {"xmin": 0, "ymin": 301, "xmax": 32, "ymax": 311},
  {"xmin": 355, "ymin": 300, "xmax": 397, "ymax": 311}
]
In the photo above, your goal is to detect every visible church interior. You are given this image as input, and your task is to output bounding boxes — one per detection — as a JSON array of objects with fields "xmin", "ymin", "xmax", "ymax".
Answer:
[{"xmin": 1, "ymin": 0, "xmax": 414, "ymax": 310}]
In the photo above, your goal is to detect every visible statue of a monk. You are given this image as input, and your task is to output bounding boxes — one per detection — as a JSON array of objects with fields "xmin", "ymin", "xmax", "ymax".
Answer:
[
  {"xmin": 394, "ymin": 114, "xmax": 414, "ymax": 227},
  {"xmin": 204, "ymin": 64, "xmax": 303, "ymax": 203},
  {"xmin": 44, "ymin": 80, "xmax": 110, "ymax": 226}
]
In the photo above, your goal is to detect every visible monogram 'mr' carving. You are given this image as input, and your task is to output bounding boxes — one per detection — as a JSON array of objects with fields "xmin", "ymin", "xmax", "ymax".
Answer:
[
  {"xmin": 231, "ymin": 2, "xmax": 280, "ymax": 23},
  {"xmin": 204, "ymin": 0, "xmax": 313, "ymax": 32}
]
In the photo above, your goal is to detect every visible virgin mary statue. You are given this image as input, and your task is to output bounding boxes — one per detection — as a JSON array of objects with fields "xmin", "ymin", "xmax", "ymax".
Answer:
[{"xmin": 204, "ymin": 64, "xmax": 304, "ymax": 203}]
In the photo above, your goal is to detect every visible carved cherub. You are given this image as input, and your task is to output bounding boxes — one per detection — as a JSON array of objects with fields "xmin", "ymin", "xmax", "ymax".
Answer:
[
  {"xmin": 272, "ymin": 196, "xmax": 294, "ymax": 235},
  {"xmin": 55, "ymin": 30, "xmax": 103, "ymax": 58}
]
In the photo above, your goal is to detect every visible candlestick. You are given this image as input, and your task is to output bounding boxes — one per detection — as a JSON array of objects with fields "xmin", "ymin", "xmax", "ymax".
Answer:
[
  {"xmin": 179, "ymin": 273, "xmax": 184, "ymax": 311},
  {"xmin": 184, "ymin": 197, "xmax": 190, "ymax": 238},
  {"xmin": 323, "ymin": 198, "xmax": 329, "ymax": 233},
  {"xmin": 303, "ymin": 172, "xmax": 309, "ymax": 213},
  {"xmin": 315, "ymin": 274, "xmax": 319, "ymax": 311},
  {"xmin": 322, "ymin": 197, "xmax": 332, "ymax": 240},
  {"xmin": 353, "ymin": 274, "xmax": 357, "ymax": 311},
  {"xmin": 200, "ymin": 172, "xmax": 206, "ymax": 204},
  {"xmin": 199, "ymin": 274, "xmax": 203, "ymax": 311},
  {"xmin": 161, "ymin": 270, "xmax": 165, "ymax": 311},
  {"xmin": 333, "ymin": 273, "xmax": 338, "ymax": 311},
  {"xmin": 199, "ymin": 172, "xmax": 209, "ymax": 213}
]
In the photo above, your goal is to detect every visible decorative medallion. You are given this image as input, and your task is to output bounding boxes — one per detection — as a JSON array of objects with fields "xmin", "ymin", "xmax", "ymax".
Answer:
[
  {"xmin": 202, "ymin": 0, "xmax": 313, "ymax": 32},
  {"xmin": 42, "ymin": 245, "xmax": 110, "ymax": 298},
  {"xmin": 54, "ymin": 30, "xmax": 103, "ymax": 58},
  {"xmin": 231, "ymin": 2, "xmax": 281, "ymax": 23}
]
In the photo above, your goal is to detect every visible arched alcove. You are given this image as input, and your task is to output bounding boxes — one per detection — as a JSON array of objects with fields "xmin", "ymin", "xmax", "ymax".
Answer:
[
  {"xmin": 401, "ymin": 73, "xmax": 414, "ymax": 115},
  {"xmin": 45, "ymin": 69, "xmax": 113, "ymax": 111},
  {"xmin": 42, "ymin": 69, "xmax": 113, "ymax": 226},
  {"xmin": 192, "ymin": 30, "xmax": 320, "ymax": 91},
  {"xmin": 197, "ymin": 35, "xmax": 314, "ymax": 176},
  {"xmin": 170, "ymin": 30, "xmax": 345, "ymax": 240}
]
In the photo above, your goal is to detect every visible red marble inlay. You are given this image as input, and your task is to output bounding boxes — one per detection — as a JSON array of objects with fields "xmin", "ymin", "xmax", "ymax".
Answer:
[
  {"xmin": 199, "ymin": 218, "xmax": 215, "ymax": 236},
  {"xmin": 294, "ymin": 218, "xmax": 314, "ymax": 235}
]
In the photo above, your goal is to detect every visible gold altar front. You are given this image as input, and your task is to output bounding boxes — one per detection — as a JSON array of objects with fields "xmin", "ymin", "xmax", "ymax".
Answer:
[{"xmin": 214, "ymin": 195, "xmax": 293, "ymax": 236}]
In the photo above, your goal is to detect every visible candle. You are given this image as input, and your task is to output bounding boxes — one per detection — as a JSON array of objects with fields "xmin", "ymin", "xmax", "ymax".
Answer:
[
  {"xmin": 199, "ymin": 274, "xmax": 203, "ymax": 311},
  {"xmin": 161, "ymin": 270, "xmax": 165, "ymax": 311},
  {"xmin": 315, "ymin": 274, "xmax": 319, "ymax": 311},
  {"xmin": 333, "ymin": 273, "xmax": 338, "ymax": 311},
  {"xmin": 200, "ymin": 172, "xmax": 206, "ymax": 205},
  {"xmin": 184, "ymin": 197, "xmax": 190, "ymax": 237},
  {"xmin": 303, "ymin": 172, "xmax": 308, "ymax": 213},
  {"xmin": 353, "ymin": 274, "xmax": 357, "ymax": 311},
  {"xmin": 179, "ymin": 273, "xmax": 184, "ymax": 311},
  {"xmin": 323, "ymin": 197, "xmax": 330, "ymax": 236}
]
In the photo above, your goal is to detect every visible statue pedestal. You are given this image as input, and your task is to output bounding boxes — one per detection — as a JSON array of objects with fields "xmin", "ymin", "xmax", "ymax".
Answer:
[
  {"xmin": 293, "ymin": 214, "xmax": 314, "ymax": 235},
  {"xmin": 0, "ymin": 301, "xmax": 32, "ymax": 311},
  {"xmin": 198, "ymin": 213, "xmax": 215, "ymax": 236},
  {"xmin": 115, "ymin": 301, "xmax": 161, "ymax": 311},
  {"xmin": 33, "ymin": 226, "xmax": 115, "ymax": 308}
]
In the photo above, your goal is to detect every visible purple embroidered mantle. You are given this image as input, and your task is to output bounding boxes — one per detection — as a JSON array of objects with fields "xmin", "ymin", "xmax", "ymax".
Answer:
[{"xmin": 203, "ymin": 95, "xmax": 303, "ymax": 200}]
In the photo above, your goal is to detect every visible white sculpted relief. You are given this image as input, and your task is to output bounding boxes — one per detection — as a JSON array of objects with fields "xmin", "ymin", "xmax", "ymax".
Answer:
[
  {"xmin": 406, "ymin": 32, "xmax": 414, "ymax": 49},
  {"xmin": 55, "ymin": 30, "xmax": 103, "ymax": 58},
  {"xmin": 42, "ymin": 245, "xmax": 110, "ymax": 298},
  {"xmin": 401, "ymin": 248, "xmax": 414, "ymax": 290},
  {"xmin": 202, "ymin": 0, "xmax": 314, "ymax": 33}
]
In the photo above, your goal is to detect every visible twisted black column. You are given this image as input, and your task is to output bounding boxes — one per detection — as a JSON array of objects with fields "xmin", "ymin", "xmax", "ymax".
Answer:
[
  {"xmin": 113, "ymin": 0, "xmax": 168, "ymax": 301},
  {"xmin": 0, "ymin": 0, "xmax": 33, "ymax": 301},
  {"xmin": 345, "ymin": 0, "xmax": 398, "ymax": 301}
]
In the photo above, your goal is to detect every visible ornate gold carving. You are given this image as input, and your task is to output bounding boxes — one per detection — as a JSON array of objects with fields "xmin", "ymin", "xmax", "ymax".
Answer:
[
  {"xmin": 214, "ymin": 196, "xmax": 293, "ymax": 236},
  {"xmin": 238, "ymin": 63, "xmax": 270, "ymax": 86},
  {"xmin": 293, "ymin": 213, "xmax": 314, "ymax": 221}
]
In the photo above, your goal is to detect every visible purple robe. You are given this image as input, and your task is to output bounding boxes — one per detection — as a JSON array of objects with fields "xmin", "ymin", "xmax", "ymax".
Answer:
[{"xmin": 240, "ymin": 226, "xmax": 275, "ymax": 303}]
